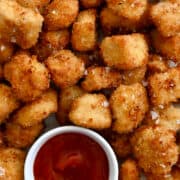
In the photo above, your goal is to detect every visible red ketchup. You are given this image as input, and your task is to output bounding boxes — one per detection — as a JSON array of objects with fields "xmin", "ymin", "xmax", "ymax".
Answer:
[{"xmin": 34, "ymin": 133, "xmax": 109, "ymax": 180}]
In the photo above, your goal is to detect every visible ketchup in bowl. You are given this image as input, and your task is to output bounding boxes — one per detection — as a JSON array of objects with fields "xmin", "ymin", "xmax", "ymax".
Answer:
[{"xmin": 34, "ymin": 133, "xmax": 109, "ymax": 180}]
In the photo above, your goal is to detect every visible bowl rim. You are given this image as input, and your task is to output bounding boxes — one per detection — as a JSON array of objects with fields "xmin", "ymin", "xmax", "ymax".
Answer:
[{"xmin": 24, "ymin": 125, "xmax": 119, "ymax": 180}]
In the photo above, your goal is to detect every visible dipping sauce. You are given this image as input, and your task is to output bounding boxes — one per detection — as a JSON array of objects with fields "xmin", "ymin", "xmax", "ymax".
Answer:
[{"xmin": 34, "ymin": 133, "xmax": 109, "ymax": 180}]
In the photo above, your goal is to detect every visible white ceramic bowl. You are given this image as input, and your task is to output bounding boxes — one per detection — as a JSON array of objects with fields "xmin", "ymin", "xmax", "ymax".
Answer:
[{"xmin": 24, "ymin": 126, "xmax": 119, "ymax": 180}]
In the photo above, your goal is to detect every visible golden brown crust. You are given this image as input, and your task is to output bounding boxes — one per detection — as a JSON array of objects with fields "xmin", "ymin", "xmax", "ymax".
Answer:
[
  {"xmin": 80, "ymin": 0, "xmax": 102, "ymax": 8},
  {"xmin": 0, "ymin": 0, "xmax": 43, "ymax": 49},
  {"xmin": 100, "ymin": 34, "xmax": 149, "ymax": 70},
  {"xmin": 81, "ymin": 66, "xmax": 121, "ymax": 92},
  {"xmin": 4, "ymin": 123, "xmax": 44, "ymax": 149},
  {"xmin": 45, "ymin": 50, "xmax": 85, "ymax": 88},
  {"xmin": 4, "ymin": 51, "xmax": 50, "ymax": 102},
  {"xmin": 150, "ymin": 1, "xmax": 180, "ymax": 37},
  {"xmin": 151, "ymin": 30, "xmax": 180, "ymax": 62},
  {"xmin": 0, "ymin": 84, "xmax": 20, "ymax": 124},
  {"xmin": 131, "ymin": 125, "xmax": 178, "ymax": 175},
  {"xmin": 120, "ymin": 159, "xmax": 140, "ymax": 180},
  {"xmin": 110, "ymin": 83, "xmax": 149, "ymax": 133},
  {"xmin": 69, "ymin": 93, "xmax": 112, "ymax": 129},
  {"xmin": 0, "ymin": 147, "xmax": 25, "ymax": 180},
  {"xmin": 44, "ymin": 0, "xmax": 79, "ymax": 30},
  {"xmin": 12, "ymin": 89, "xmax": 58, "ymax": 127},
  {"xmin": 56, "ymin": 85, "xmax": 85, "ymax": 125},
  {"xmin": 71, "ymin": 9, "xmax": 97, "ymax": 52},
  {"xmin": 148, "ymin": 67, "xmax": 180, "ymax": 106}
]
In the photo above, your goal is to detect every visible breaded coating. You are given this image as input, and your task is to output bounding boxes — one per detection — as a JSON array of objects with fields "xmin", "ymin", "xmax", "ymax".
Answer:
[
  {"xmin": 0, "ymin": 84, "xmax": 20, "ymax": 124},
  {"xmin": 120, "ymin": 159, "xmax": 140, "ymax": 180},
  {"xmin": 0, "ymin": 0, "xmax": 43, "ymax": 49},
  {"xmin": 16, "ymin": 0, "xmax": 50, "ymax": 11},
  {"xmin": 44, "ymin": 0, "xmax": 79, "ymax": 30},
  {"xmin": 100, "ymin": 34, "xmax": 149, "ymax": 70},
  {"xmin": 45, "ymin": 50, "xmax": 85, "ymax": 88},
  {"xmin": 148, "ymin": 55, "xmax": 168, "ymax": 74},
  {"xmin": 4, "ymin": 52, "xmax": 50, "ymax": 102},
  {"xmin": 81, "ymin": 66, "xmax": 121, "ymax": 92},
  {"xmin": 145, "ymin": 105, "xmax": 180, "ymax": 132},
  {"xmin": 32, "ymin": 29, "xmax": 70, "ymax": 61},
  {"xmin": 100, "ymin": 8, "xmax": 121, "ymax": 35},
  {"xmin": 0, "ymin": 147, "xmax": 25, "ymax": 180},
  {"xmin": 71, "ymin": 9, "xmax": 97, "ymax": 52},
  {"xmin": 4, "ymin": 122, "xmax": 43, "ymax": 149},
  {"xmin": 69, "ymin": 93, "xmax": 112, "ymax": 129},
  {"xmin": 131, "ymin": 125, "xmax": 178, "ymax": 175},
  {"xmin": 0, "ymin": 40, "xmax": 14, "ymax": 64},
  {"xmin": 12, "ymin": 89, "xmax": 58, "ymax": 127},
  {"xmin": 122, "ymin": 66, "xmax": 147, "ymax": 85},
  {"xmin": 57, "ymin": 85, "xmax": 85, "ymax": 125},
  {"xmin": 150, "ymin": 1, "xmax": 180, "ymax": 37},
  {"xmin": 107, "ymin": 0, "xmax": 149, "ymax": 30},
  {"xmin": 110, "ymin": 83, "xmax": 149, "ymax": 133},
  {"xmin": 148, "ymin": 67, "xmax": 180, "ymax": 106},
  {"xmin": 0, "ymin": 65, "xmax": 3, "ymax": 79},
  {"xmin": 80, "ymin": 0, "xmax": 102, "ymax": 8},
  {"xmin": 151, "ymin": 30, "xmax": 180, "ymax": 62},
  {"xmin": 109, "ymin": 133, "xmax": 132, "ymax": 158}
]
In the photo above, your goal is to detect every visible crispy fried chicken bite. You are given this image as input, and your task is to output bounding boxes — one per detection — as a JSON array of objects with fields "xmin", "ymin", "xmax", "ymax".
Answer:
[
  {"xmin": 71, "ymin": 9, "xmax": 97, "ymax": 52},
  {"xmin": 122, "ymin": 66, "xmax": 147, "ymax": 85},
  {"xmin": 151, "ymin": 30, "xmax": 180, "ymax": 62},
  {"xmin": 150, "ymin": 1, "xmax": 180, "ymax": 37},
  {"xmin": 0, "ymin": 84, "xmax": 20, "ymax": 124},
  {"xmin": 12, "ymin": 89, "xmax": 57, "ymax": 127},
  {"xmin": 81, "ymin": 66, "xmax": 121, "ymax": 92},
  {"xmin": 57, "ymin": 85, "xmax": 85, "ymax": 125},
  {"xmin": 109, "ymin": 133, "xmax": 132, "ymax": 158},
  {"xmin": 69, "ymin": 93, "xmax": 112, "ymax": 129},
  {"xmin": 0, "ymin": 40, "xmax": 14, "ymax": 64},
  {"xmin": 120, "ymin": 159, "xmax": 140, "ymax": 180},
  {"xmin": 145, "ymin": 104, "xmax": 180, "ymax": 132},
  {"xmin": 110, "ymin": 83, "xmax": 149, "ymax": 133},
  {"xmin": 148, "ymin": 67, "xmax": 180, "ymax": 106},
  {"xmin": 4, "ymin": 51, "xmax": 50, "ymax": 102},
  {"xmin": 45, "ymin": 50, "xmax": 85, "ymax": 89},
  {"xmin": 100, "ymin": 34, "xmax": 149, "ymax": 70},
  {"xmin": 0, "ymin": 147, "xmax": 25, "ymax": 180},
  {"xmin": 131, "ymin": 125, "xmax": 178, "ymax": 175},
  {"xmin": 106, "ymin": 0, "xmax": 149, "ymax": 31},
  {"xmin": 0, "ymin": 0, "xmax": 43, "ymax": 49},
  {"xmin": 148, "ymin": 55, "xmax": 168, "ymax": 74},
  {"xmin": 44, "ymin": 0, "xmax": 79, "ymax": 30},
  {"xmin": 4, "ymin": 122, "xmax": 43, "ymax": 149},
  {"xmin": 80, "ymin": 0, "xmax": 103, "ymax": 8}
]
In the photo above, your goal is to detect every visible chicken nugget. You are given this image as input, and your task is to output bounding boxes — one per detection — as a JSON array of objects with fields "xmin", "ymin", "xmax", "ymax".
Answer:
[
  {"xmin": 80, "ymin": 0, "xmax": 103, "ymax": 8},
  {"xmin": 131, "ymin": 125, "xmax": 178, "ymax": 175},
  {"xmin": 4, "ymin": 122, "xmax": 43, "ymax": 149},
  {"xmin": 0, "ymin": 147, "xmax": 25, "ymax": 180},
  {"xmin": 57, "ymin": 85, "xmax": 85, "ymax": 125},
  {"xmin": 12, "ymin": 89, "xmax": 57, "ymax": 127},
  {"xmin": 151, "ymin": 30, "xmax": 180, "ymax": 62},
  {"xmin": 120, "ymin": 159, "xmax": 140, "ymax": 180},
  {"xmin": 150, "ymin": 1, "xmax": 180, "ymax": 37},
  {"xmin": 44, "ymin": 0, "xmax": 79, "ymax": 30},
  {"xmin": 110, "ymin": 83, "xmax": 149, "ymax": 133},
  {"xmin": 0, "ymin": 0, "xmax": 43, "ymax": 49},
  {"xmin": 71, "ymin": 9, "xmax": 97, "ymax": 52},
  {"xmin": 100, "ymin": 34, "xmax": 149, "ymax": 70},
  {"xmin": 4, "ymin": 51, "xmax": 50, "ymax": 102},
  {"xmin": 81, "ymin": 66, "xmax": 121, "ymax": 92},
  {"xmin": 0, "ymin": 40, "xmax": 14, "ymax": 64},
  {"xmin": 148, "ymin": 67, "xmax": 180, "ymax": 106},
  {"xmin": 45, "ymin": 50, "xmax": 85, "ymax": 88},
  {"xmin": 69, "ymin": 93, "xmax": 112, "ymax": 129},
  {"xmin": 0, "ymin": 84, "xmax": 20, "ymax": 124}
]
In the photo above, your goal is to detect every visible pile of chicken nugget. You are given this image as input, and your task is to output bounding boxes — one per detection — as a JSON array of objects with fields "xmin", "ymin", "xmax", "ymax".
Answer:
[{"xmin": 0, "ymin": 0, "xmax": 179, "ymax": 179}]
